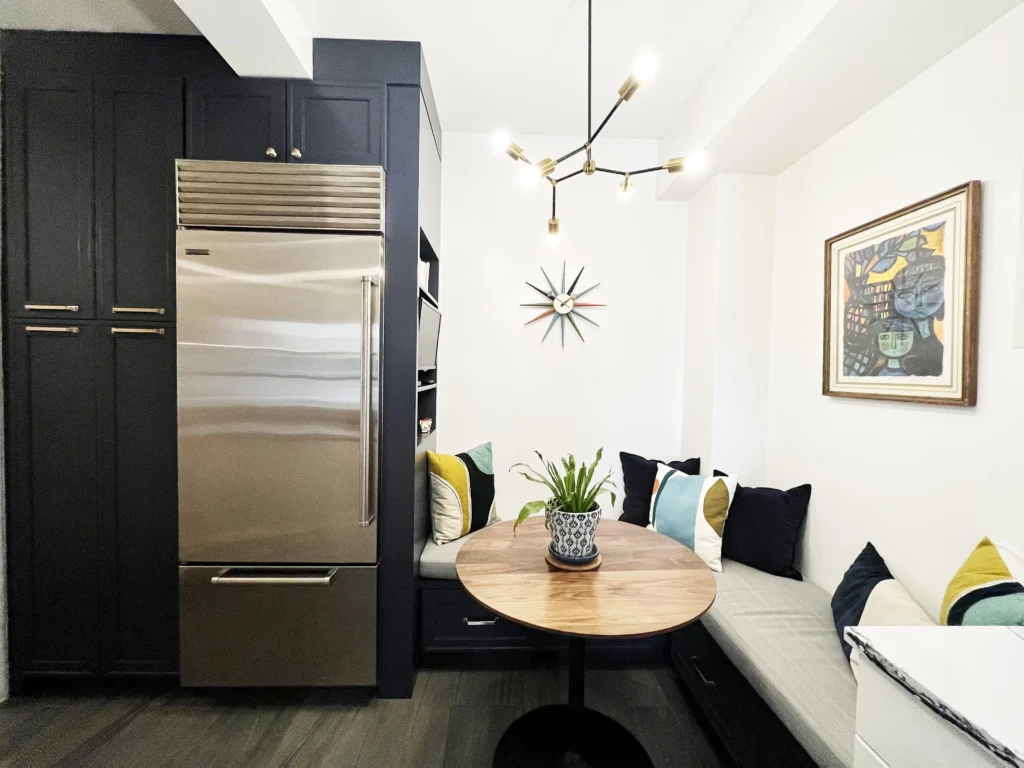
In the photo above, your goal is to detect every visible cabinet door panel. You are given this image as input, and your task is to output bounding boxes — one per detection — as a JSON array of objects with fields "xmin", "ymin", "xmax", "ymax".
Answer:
[
  {"xmin": 5, "ymin": 72, "xmax": 95, "ymax": 318},
  {"xmin": 6, "ymin": 324, "xmax": 100, "ymax": 676},
  {"xmin": 186, "ymin": 77, "xmax": 286, "ymax": 162},
  {"xmin": 288, "ymin": 83, "xmax": 383, "ymax": 166},
  {"xmin": 96, "ymin": 325, "xmax": 178, "ymax": 675},
  {"xmin": 96, "ymin": 74, "xmax": 183, "ymax": 321}
]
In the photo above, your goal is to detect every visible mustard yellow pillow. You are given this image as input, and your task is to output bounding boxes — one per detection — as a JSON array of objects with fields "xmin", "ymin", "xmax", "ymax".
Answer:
[{"xmin": 428, "ymin": 442, "xmax": 496, "ymax": 545}]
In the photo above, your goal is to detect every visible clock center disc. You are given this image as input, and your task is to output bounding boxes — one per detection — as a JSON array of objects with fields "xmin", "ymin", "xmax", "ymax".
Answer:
[{"xmin": 554, "ymin": 293, "xmax": 574, "ymax": 314}]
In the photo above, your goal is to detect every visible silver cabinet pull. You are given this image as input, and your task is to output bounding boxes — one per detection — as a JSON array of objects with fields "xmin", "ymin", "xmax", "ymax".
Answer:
[
  {"xmin": 112, "ymin": 306, "xmax": 165, "ymax": 315},
  {"xmin": 25, "ymin": 304, "xmax": 79, "ymax": 312},
  {"xmin": 26, "ymin": 326, "xmax": 79, "ymax": 334},
  {"xmin": 690, "ymin": 656, "xmax": 716, "ymax": 688},
  {"xmin": 463, "ymin": 617, "xmax": 500, "ymax": 627},
  {"xmin": 358, "ymin": 276, "xmax": 376, "ymax": 528},
  {"xmin": 211, "ymin": 568, "xmax": 337, "ymax": 586},
  {"xmin": 111, "ymin": 327, "xmax": 165, "ymax": 335},
  {"xmin": 290, "ymin": 147, "xmax": 302, "ymax": 159},
  {"xmin": 265, "ymin": 146, "xmax": 278, "ymax": 158}
]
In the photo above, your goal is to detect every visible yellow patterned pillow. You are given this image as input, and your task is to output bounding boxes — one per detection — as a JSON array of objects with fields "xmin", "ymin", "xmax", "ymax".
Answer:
[
  {"xmin": 428, "ymin": 442, "xmax": 497, "ymax": 545},
  {"xmin": 941, "ymin": 538, "xmax": 1024, "ymax": 626}
]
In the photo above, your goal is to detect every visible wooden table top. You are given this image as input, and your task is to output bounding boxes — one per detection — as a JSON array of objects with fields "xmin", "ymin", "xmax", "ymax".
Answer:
[{"xmin": 455, "ymin": 516, "xmax": 717, "ymax": 639}]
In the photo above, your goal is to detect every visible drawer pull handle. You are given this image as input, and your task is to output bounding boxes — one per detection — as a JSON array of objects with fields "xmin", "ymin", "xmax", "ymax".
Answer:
[
  {"xmin": 463, "ymin": 617, "xmax": 499, "ymax": 627},
  {"xmin": 690, "ymin": 656, "xmax": 716, "ymax": 688},
  {"xmin": 26, "ymin": 326, "xmax": 79, "ymax": 334},
  {"xmin": 25, "ymin": 304, "xmax": 79, "ymax": 312},
  {"xmin": 113, "ymin": 306, "xmax": 166, "ymax": 315},
  {"xmin": 211, "ymin": 567, "xmax": 337, "ymax": 586},
  {"xmin": 111, "ymin": 327, "xmax": 165, "ymax": 335}
]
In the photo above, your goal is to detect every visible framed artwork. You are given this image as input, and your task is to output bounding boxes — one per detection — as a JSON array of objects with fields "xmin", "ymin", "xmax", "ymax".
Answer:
[{"xmin": 823, "ymin": 182, "xmax": 981, "ymax": 406}]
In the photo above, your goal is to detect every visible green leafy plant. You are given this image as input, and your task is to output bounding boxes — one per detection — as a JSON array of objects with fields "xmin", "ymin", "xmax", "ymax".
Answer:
[{"xmin": 511, "ymin": 449, "xmax": 617, "ymax": 533}]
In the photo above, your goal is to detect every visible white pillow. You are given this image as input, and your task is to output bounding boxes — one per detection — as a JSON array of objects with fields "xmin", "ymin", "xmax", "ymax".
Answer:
[{"xmin": 850, "ymin": 579, "xmax": 935, "ymax": 680}]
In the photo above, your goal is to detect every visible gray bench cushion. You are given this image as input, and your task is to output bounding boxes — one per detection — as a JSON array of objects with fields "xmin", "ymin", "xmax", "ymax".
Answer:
[
  {"xmin": 705, "ymin": 560, "xmax": 857, "ymax": 768},
  {"xmin": 419, "ymin": 530, "xmax": 481, "ymax": 579}
]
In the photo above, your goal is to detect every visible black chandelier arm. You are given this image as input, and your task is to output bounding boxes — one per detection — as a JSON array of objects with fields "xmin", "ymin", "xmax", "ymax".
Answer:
[
  {"xmin": 627, "ymin": 165, "xmax": 667, "ymax": 176},
  {"xmin": 587, "ymin": 0, "xmax": 593, "ymax": 138},
  {"xmin": 552, "ymin": 184, "xmax": 557, "ymax": 217},
  {"xmin": 556, "ymin": 144, "xmax": 588, "ymax": 164},
  {"xmin": 588, "ymin": 98, "xmax": 623, "ymax": 144},
  {"xmin": 595, "ymin": 167, "xmax": 626, "ymax": 176},
  {"xmin": 554, "ymin": 168, "xmax": 586, "ymax": 183}
]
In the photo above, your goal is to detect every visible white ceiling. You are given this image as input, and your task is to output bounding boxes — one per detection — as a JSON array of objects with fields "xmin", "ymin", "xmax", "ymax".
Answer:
[{"xmin": 0, "ymin": 0, "xmax": 754, "ymax": 139}]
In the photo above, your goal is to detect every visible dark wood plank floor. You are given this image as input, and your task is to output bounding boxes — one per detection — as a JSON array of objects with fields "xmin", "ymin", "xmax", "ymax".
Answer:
[{"xmin": 0, "ymin": 662, "xmax": 722, "ymax": 767}]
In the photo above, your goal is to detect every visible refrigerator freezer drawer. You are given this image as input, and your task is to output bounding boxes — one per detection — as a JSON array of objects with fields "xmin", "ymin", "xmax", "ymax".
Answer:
[{"xmin": 179, "ymin": 565, "xmax": 376, "ymax": 687}]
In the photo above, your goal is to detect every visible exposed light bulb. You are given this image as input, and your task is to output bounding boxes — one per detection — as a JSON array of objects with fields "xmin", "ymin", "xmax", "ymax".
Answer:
[
  {"xmin": 518, "ymin": 163, "xmax": 541, "ymax": 188},
  {"xmin": 491, "ymin": 131, "xmax": 511, "ymax": 154},
  {"xmin": 632, "ymin": 54, "xmax": 658, "ymax": 83},
  {"xmin": 619, "ymin": 174, "xmax": 634, "ymax": 201},
  {"xmin": 684, "ymin": 151, "xmax": 709, "ymax": 174},
  {"xmin": 548, "ymin": 217, "xmax": 560, "ymax": 247}
]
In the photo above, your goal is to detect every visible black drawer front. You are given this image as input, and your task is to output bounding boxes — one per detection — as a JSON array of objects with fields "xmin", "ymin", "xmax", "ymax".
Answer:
[
  {"xmin": 671, "ymin": 622, "xmax": 816, "ymax": 768},
  {"xmin": 421, "ymin": 588, "xmax": 537, "ymax": 651}
]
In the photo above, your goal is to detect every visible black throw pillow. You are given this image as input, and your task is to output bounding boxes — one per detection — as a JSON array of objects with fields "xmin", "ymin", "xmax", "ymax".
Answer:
[
  {"xmin": 831, "ymin": 543, "xmax": 894, "ymax": 659},
  {"xmin": 719, "ymin": 483, "xmax": 812, "ymax": 581},
  {"xmin": 619, "ymin": 452, "xmax": 700, "ymax": 527}
]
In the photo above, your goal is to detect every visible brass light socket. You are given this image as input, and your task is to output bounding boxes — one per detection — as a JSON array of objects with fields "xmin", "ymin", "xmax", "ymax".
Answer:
[
  {"xmin": 505, "ymin": 142, "xmax": 525, "ymax": 161},
  {"xmin": 664, "ymin": 156, "xmax": 687, "ymax": 174},
  {"xmin": 535, "ymin": 157, "xmax": 557, "ymax": 177},
  {"xmin": 548, "ymin": 217, "xmax": 560, "ymax": 236},
  {"xmin": 583, "ymin": 158, "xmax": 596, "ymax": 175},
  {"xmin": 618, "ymin": 74, "xmax": 641, "ymax": 102}
]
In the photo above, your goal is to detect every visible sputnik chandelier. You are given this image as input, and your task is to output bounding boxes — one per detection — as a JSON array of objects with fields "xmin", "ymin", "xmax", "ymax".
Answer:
[{"xmin": 493, "ymin": 0, "xmax": 708, "ymax": 247}]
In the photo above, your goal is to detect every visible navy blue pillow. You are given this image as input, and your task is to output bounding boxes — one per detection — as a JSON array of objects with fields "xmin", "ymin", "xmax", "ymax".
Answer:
[
  {"xmin": 721, "ymin": 484, "xmax": 811, "ymax": 580},
  {"xmin": 619, "ymin": 452, "xmax": 700, "ymax": 527},
  {"xmin": 831, "ymin": 543, "xmax": 894, "ymax": 659}
]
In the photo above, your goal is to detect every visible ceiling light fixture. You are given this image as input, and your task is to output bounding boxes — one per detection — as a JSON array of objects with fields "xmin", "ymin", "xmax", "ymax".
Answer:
[{"xmin": 493, "ymin": 0, "xmax": 708, "ymax": 245}]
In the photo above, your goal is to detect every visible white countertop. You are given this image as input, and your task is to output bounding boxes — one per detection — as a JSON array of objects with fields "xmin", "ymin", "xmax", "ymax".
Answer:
[{"xmin": 846, "ymin": 626, "xmax": 1024, "ymax": 767}]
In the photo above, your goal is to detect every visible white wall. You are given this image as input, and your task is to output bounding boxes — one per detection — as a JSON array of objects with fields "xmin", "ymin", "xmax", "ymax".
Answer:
[
  {"xmin": 767, "ymin": 4, "xmax": 1024, "ymax": 616},
  {"xmin": 438, "ymin": 133, "xmax": 687, "ymax": 519}
]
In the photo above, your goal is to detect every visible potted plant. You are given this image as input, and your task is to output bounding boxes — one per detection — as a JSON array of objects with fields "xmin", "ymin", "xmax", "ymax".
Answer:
[{"xmin": 512, "ymin": 449, "xmax": 616, "ymax": 566}]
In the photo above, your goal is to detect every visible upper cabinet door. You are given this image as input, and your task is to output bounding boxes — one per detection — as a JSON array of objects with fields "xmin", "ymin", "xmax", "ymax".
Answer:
[
  {"xmin": 5, "ymin": 71, "xmax": 95, "ymax": 319},
  {"xmin": 185, "ymin": 77, "xmax": 286, "ymax": 162},
  {"xmin": 95, "ymin": 74, "xmax": 183, "ymax": 322},
  {"xmin": 288, "ymin": 83, "xmax": 383, "ymax": 166}
]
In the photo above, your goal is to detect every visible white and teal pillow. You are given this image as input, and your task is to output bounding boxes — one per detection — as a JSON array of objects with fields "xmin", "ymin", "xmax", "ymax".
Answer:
[{"xmin": 648, "ymin": 465, "xmax": 737, "ymax": 572}]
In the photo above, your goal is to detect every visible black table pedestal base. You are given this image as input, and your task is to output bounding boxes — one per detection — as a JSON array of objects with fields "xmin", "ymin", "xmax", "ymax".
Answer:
[
  {"xmin": 493, "ymin": 704, "xmax": 654, "ymax": 768},
  {"xmin": 493, "ymin": 637, "xmax": 653, "ymax": 768}
]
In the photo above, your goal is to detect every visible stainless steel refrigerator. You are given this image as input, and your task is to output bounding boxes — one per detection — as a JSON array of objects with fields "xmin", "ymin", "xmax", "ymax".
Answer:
[{"xmin": 174, "ymin": 161, "xmax": 383, "ymax": 687}]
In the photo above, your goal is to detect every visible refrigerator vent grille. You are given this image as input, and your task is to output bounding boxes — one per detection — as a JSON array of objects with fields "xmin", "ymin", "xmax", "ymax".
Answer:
[{"xmin": 175, "ymin": 160, "xmax": 384, "ymax": 233}]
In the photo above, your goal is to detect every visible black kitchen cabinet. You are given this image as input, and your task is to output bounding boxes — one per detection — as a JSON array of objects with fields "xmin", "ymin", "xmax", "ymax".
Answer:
[
  {"xmin": 96, "ymin": 325, "xmax": 179, "ymax": 675},
  {"xmin": 185, "ymin": 78, "xmax": 383, "ymax": 166},
  {"xmin": 6, "ymin": 323, "xmax": 101, "ymax": 677},
  {"xmin": 288, "ymin": 83, "xmax": 383, "ymax": 165},
  {"xmin": 95, "ymin": 74, "xmax": 183, "ymax": 322},
  {"xmin": 185, "ymin": 77, "xmax": 287, "ymax": 162},
  {"xmin": 5, "ymin": 71, "xmax": 95, "ymax": 319}
]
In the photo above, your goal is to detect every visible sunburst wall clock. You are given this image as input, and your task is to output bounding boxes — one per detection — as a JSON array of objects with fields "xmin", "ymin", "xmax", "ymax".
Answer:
[{"xmin": 521, "ymin": 262, "xmax": 605, "ymax": 348}]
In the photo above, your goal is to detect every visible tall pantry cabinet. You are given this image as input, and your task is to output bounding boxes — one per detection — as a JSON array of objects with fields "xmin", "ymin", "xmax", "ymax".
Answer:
[{"xmin": 4, "ymin": 69, "xmax": 181, "ymax": 681}]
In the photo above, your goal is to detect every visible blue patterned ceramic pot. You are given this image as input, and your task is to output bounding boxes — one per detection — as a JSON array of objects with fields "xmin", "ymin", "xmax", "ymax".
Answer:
[{"xmin": 547, "ymin": 506, "xmax": 601, "ymax": 561}]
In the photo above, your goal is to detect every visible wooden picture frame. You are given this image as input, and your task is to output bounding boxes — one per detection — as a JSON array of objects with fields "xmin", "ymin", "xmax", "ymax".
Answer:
[{"xmin": 823, "ymin": 181, "xmax": 981, "ymax": 406}]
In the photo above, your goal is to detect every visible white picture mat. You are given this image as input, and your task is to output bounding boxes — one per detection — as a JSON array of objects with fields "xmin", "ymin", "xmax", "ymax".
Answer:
[{"xmin": 828, "ymin": 192, "xmax": 967, "ymax": 400}]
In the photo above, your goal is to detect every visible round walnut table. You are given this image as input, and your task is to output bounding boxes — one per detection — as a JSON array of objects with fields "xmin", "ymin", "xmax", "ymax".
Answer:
[{"xmin": 456, "ymin": 516, "xmax": 717, "ymax": 768}]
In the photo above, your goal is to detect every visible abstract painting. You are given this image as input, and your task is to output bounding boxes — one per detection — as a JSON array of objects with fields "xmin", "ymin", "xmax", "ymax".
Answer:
[{"xmin": 823, "ymin": 182, "xmax": 981, "ymax": 405}]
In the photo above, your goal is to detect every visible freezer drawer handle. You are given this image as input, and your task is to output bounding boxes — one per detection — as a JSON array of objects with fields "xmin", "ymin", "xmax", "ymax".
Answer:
[
  {"xmin": 359, "ymin": 275, "xmax": 378, "ymax": 529},
  {"xmin": 463, "ymin": 617, "xmax": 500, "ymax": 627},
  {"xmin": 210, "ymin": 567, "xmax": 338, "ymax": 586}
]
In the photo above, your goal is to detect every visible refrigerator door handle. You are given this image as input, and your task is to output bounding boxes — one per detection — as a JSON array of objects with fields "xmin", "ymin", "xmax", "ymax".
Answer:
[
  {"xmin": 359, "ymin": 275, "xmax": 377, "ymax": 529},
  {"xmin": 210, "ymin": 567, "xmax": 338, "ymax": 586}
]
